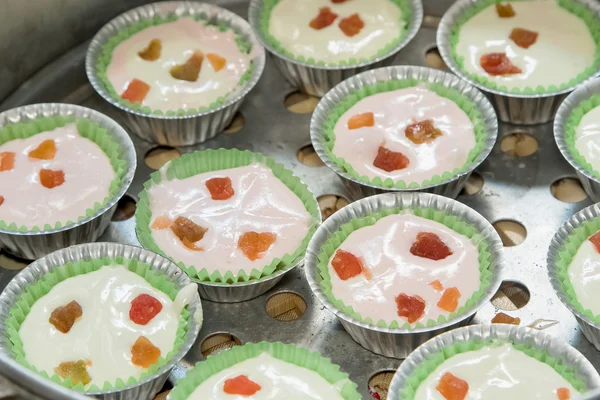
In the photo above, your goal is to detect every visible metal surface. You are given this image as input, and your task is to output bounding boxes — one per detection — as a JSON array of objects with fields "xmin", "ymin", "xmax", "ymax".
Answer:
[{"xmin": 1, "ymin": 0, "xmax": 600, "ymax": 399}]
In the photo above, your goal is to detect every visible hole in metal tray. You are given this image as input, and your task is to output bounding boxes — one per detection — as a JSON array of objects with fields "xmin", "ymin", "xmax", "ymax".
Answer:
[
  {"xmin": 200, "ymin": 332, "xmax": 242, "ymax": 358},
  {"xmin": 224, "ymin": 112, "xmax": 245, "ymax": 134},
  {"xmin": 317, "ymin": 194, "xmax": 350, "ymax": 220},
  {"xmin": 424, "ymin": 46, "xmax": 448, "ymax": 70},
  {"xmin": 492, "ymin": 220, "xmax": 526, "ymax": 247},
  {"xmin": 265, "ymin": 291, "xmax": 307, "ymax": 322},
  {"xmin": 500, "ymin": 132, "xmax": 538, "ymax": 157},
  {"xmin": 297, "ymin": 144, "xmax": 325, "ymax": 167},
  {"xmin": 551, "ymin": 177, "xmax": 588, "ymax": 203},
  {"xmin": 145, "ymin": 146, "xmax": 181, "ymax": 170},
  {"xmin": 111, "ymin": 194, "xmax": 137, "ymax": 222},
  {"xmin": 284, "ymin": 91, "xmax": 320, "ymax": 114},
  {"xmin": 460, "ymin": 171, "xmax": 484, "ymax": 196},
  {"xmin": 368, "ymin": 370, "xmax": 396, "ymax": 400},
  {"xmin": 491, "ymin": 280, "xmax": 530, "ymax": 311},
  {"xmin": 0, "ymin": 251, "xmax": 30, "ymax": 271}
]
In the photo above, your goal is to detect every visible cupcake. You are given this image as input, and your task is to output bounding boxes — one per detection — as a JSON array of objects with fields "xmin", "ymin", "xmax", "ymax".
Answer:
[
  {"xmin": 0, "ymin": 243, "xmax": 203, "ymax": 400},
  {"xmin": 167, "ymin": 342, "xmax": 360, "ymax": 399},
  {"xmin": 0, "ymin": 103, "xmax": 135, "ymax": 260},
  {"xmin": 438, "ymin": 0, "xmax": 600, "ymax": 124},
  {"xmin": 305, "ymin": 192, "xmax": 503, "ymax": 358},
  {"xmin": 248, "ymin": 0, "xmax": 423, "ymax": 96},
  {"xmin": 86, "ymin": 1, "xmax": 265, "ymax": 146},
  {"xmin": 310, "ymin": 66, "xmax": 497, "ymax": 200},
  {"xmin": 135, "ymin": 149, "xmax": 320, "ymax": 302}
]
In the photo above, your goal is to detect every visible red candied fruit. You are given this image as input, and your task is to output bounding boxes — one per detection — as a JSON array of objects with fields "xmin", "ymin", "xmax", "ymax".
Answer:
[
  {"xmin": 171, "ymin": 216, "xmax": 207, "ymax": 243},
  {"xmin": 310, "ymin": 7, "xmax": 338, "ymax": 30},
  {"xmin": 437, "ymin": 287, "xmax": 461, "ymax": 312},
  {"xmin": 223, "ymin": 375, "xmax": 262, "ymax": 396},
  {"xmin": 238, "ymin": 231, "xmax": 277, "ymax": 261},
  {"xmin": 130, "ymin": 294, "xmax": 163, "ymax": 325},
  {"xmin": 0, "ymin": 196, "xmax": 4, "ymax": 206},
  {"xmin": 480, "ymin": 53, "xmax": 522, "ymax": 76},
  {"xmin": 339, "ymin": 13, "xmax": 365, "ymax": 37},
  {"xmin": 410, "ymin": 232, "xmax": 453, "ymax": 261},
  {"xmin": 373, "ymin": 146, "xmax": 410, "ymax": 172},
  {"xmin": 207, "ymin": 53, "xmax": 227, "ymax": 72},
  {"xmin": 589, "ymin": 231, "xmax": 600, "ymax": 253},
  {"xmin": 206, "ymin": 177, "xmax": 235, "ymax": 200},
  {"xmin": 348, "ymin": 112, "xmax": 374, "ymax": 130},
  {"xmin": 131, "ymin": 336, "xmax": 161, "ymax": 368},
  {"xmin": 49, "ymin": 300, "xmax": 83, "ymax": 333},
  {"xmin": 557, "ymin": 387, "xmax": 570, "ymax": 400},
  {"xmin": 509, "ymin": 28, "xmax": 538, "ymax": 49},
  {"xmin": 495, "ymin": 3, "xmax": 515, "ymax": 17},
  {"xmin": 429, "ymin": 279, "xmax": 444, "ymax": 292},
  {"xmin": 55, "ymin": 360, "xmax": 92, "ymax": 386},
  {"xmin": 40, "ymin": 169, "xmax": 65, "ymax": 189},
  {"xmin": 405, "ymin": 120, "xmax": 443, "ymax": 144},
  {"xmin": 122, "ymin": 79, "xmax": 151, "ymax": 104},
  {"xmin": 29, "ymin": 139, "xmax": 57, "ymax": 160},
  {"xmin": 491, "ymin": 312, "xmax": 520, "ymax": 325},
  {"xmin": 0, "ymin": 152, "xmax": 15, "ymax": 172},
  {"xmin": 170, "ymin": 51, "xmax": 204, "ymax": 82},
  {"xmin": 138, "ymin": 39, "xmax": 162, "ymax": 61},
  {"xmin": 436, "ymin": 372, "xmax": 469, "ymax": 400},
  {"xmin": 331, "ymin": 249, "xmax": 363, "ymax": 280},
  {"xmin": 395, "ymin": 293, "xmax": 426, "ymax": 323}
]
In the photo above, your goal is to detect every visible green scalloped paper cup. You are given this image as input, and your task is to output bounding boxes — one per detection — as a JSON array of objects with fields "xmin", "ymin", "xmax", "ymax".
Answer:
[
  {"xmin": 0, "ymin": 242, "xmax": 203, "ymax": 400},
  {"xmin": 388, "ymin": 324, "xmax": 600, "ymax": 400},
  {"xmin": 0, "ymin": 103, "xmax": 136, "ymax": 260},
  {"xmin": 167, "ymin": 342, "xmax": 360, "ymax": 400},
  {"xmin": 248, "ymin": 0, "xmax": 423, "ymax": 96},
  {"xmin": 135, "ymin": 148, "xmax": 320, "ymax": 303}
]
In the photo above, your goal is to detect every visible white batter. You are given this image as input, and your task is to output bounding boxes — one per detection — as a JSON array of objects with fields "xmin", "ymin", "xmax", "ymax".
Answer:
[
  {"xmin": 415, "ymin": 343, "xmax": 579, "ymax": 399},
  {"xmin": 455, "ymin": 0, "xmax": 596, "ymax": 90},
  {"xmin": 328, "ymin": 213, "xmax": 480, "ymax": 325},
  {"xmin": 269, "ymin": 0, "xmax": 404, "ymax": 63},
  {"xmin": 332, "ymin": 86, "xmax": 475, "ymax": 185},
  {"xmin": 575, "ymin": 105, "xmax": 600, "ymax": 173},
  {"xmin": 568, "ymin": 237, "xmax": 600, "ymax": 316},
  {"xmin": 0, "ymin": 124, "xmax": 115, "ymax": 229}
]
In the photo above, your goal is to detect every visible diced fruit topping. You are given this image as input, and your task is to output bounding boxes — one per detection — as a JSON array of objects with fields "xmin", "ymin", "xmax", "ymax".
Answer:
[
  {"xmin": 40, "ymin": 169, "xmax": 65, "ymax": 189},
  {"xmin": 339, "ymin": 13, "xmax": 365, "ymax": 37},
  {"xmin": 171, "ymin": 216, "xmax": 207, "ymax": 243},
  {"xmin": 373, "ymin": 146, "xmax": 410, "ymax": 172},
  {"xmin": 348, "ymin": 112, "xmax": 375, "ymax": 130},
  {"xmin": 509, "ymin": 28, "xmax": 538, "ymax": 49},
  {"xmin": 49, "ymin": 300, "xmax": 82, "ymax": 333},
  {"xmin": 0, "ymin": 152, "xmax": 15, "ymax": 172},
  {"xmin": 28, "ymin": 139, "xmax": 57, "ymax": 160},
  {"xmin": 405, "ymin": 120, "xmax": 442, "ymax": 144},
  {"xmin": 395, "ymin": 293, "xmax": 426, "ymax": 323},
  {"xmin": 206, "ymin": 177, "xmax": 235, "ymax": 200},
  {"xmin": 491, "ymin": 312, "xmax": 521, "ymax": 325},
  {"xmin": 309, "ymin": 7, "xmax": 338, "ymax": 30},
  {"xmin": 131, "ymin": 336, "xmax": 161, "ymax": 368},
  {"xmin": 207, "ymin": 53, "xmax": 227, "ymax": 72},
  {"xmin": 138, "ymin": 39, "xmax": 162, "ymax": 61},
  {"xmin": 590, "ymin": 231, "xmax": 600, "ymax": 253},
  {"xmin": 331, "ymin": 249, "xmax": 363, "ymax": 280},
  {"xmin": 429, "ymin": 280, "xmax": 444, "ymax": 291},
  {"xmin": 170, "ymin": 51, "xmax": 204, "ymax": 82},
  {"xmin": 480, "ymin": 52, "xmax": 522, "ymax": 76},
  {"xmin": 437, "ymin": 287, "xmax": 461, "ymax": 312},
  {"xmin": 182, "ymin": 237, "xmax": 204, "ymax": 251},
  {"xmin": 238, "ymin": 231, "xmax": 277, "ymax": 261},
  {"xmin": 436, "ymin": 372, "xmax": 469, "ymax": 400},
  {"xmin": 496, "ymin": 3, "xmax": 515, "ymax": 17},
  {"xmin": 129, "ymin": 294, "xmax": 163, "ymax": 325},
  {"xmin": 557, "ymin": 387, "xmax": 570, "ymax": 400},
  {"xmin": 121, "ymin": 79, "xmax": 151, "ymax": 103},
  {"xmin": 151, "ymin": 216, "xmax": 172, "ymax": 230},
  {"xmin": 410, "ymin": 232, "xmax": 453, "ymax": 261},
  {"xmin": 223, "ymin": 375, "xmax": 262, "ymax": 396},
  {"xmin": 0, "ymin": 196, "xmax": 4, "ymax": 206},
  {"xmin": 55, "ymin": 360, "xmax": 91, "ymax": 386}
]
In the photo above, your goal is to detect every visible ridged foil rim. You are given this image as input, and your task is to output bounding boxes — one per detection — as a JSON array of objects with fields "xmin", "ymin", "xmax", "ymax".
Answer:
[
  {"xmin": 305, "ymin": 192, "xmax": 504, "ymax": 334},
  {"xmin": 388, "ymin": 324, "xmax": 600, "ymax": 399},
  {"xmin": 0, "ymin": 103, "xmax": 136, "ymax": 236},
  {"xmin": 0, "ymin": 242, "xmax": 203, "ymax": 396},
  {"xmin": 85, "ymin": 1, "xmax": 266, "ymax": 120},
  {"xmin": 247, "ymin": 0, "xmax": 424, "ymax": 71},
  {"xmin": 310, "ymin": 65, "xmax": 498, "ymax": 192}
]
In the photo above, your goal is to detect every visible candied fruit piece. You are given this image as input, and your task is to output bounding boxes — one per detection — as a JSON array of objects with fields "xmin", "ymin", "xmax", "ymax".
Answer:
[
  {"xmin": 491, "ymin": 312, "xmax": 520, "ymax": 325},
  {"xmin": 405, "ymin": 120, "xmax": 442, "ymax": 144},
  {"xmin": 0, "ymin": 196, "xmax": 4, "ymax": 206},
  {"xmin": 170, "ymin": 51, "xmax": 204, "ymax": 82},
  {"xmin": 130, "ymin": 294, "xmax": 163, "ymax": 325},
  {"xmin": 429, "ymin": 279, "xmax": 444, "ymax": 292},
  {"xmin": 40, "ymin": 169, "xmax": 65, "ymax": 189},
  {"xmin": 207, "ymin": 53, "xmax": 227, "ymax": 72},
  {"xmin": 348, "ymin": 112, "xmax": 374, "ymax": 130},
  {"xmin": 437, "ymin": 287, "xmax": 461, "ymax": 312},
  {"xmin": 396, "ymin": 293, "xmax": 426, "ymax": 323},
  {"xmin": 373, "ymin": 146, "xmax": 410, "ymax": 172},
  {"xmin": 310, "ymin": 7, "xmax": 338, "ymax": 30},
  {"xmin": 206, "ymin": 177, "xmax": 235, "ymax": 200},
  {"xmin": 238, "ymin": 231, "xmax": 277, "ymax": 261},
  {"xmin": 510, "ymin": 27, "xmax": 538, "ymax": 49},
  {"xmin": 49, "ymin": 300, "xmax": 82, "ymax": 333},
  {"xmin": 28, "ymin": 139, "xmax": 57, "ymax": 160},
  {"xmin": 182, "ymin": 237, "xmax": 204, "ymax": 251},
  {"xmin": 122, "ymin": 79, "xmax": 151, "ymax": 103},
  {"xmin": 0, "ymin": 152, "xmax": 15, "ymax": 172},
  {"xmin": 55, "ymin": 360, "xmax": 91, "ymax": 385},
  {"xmin": 410, "ymin": 232, "xmax": 453, "ymax": 261},
  {"xmin": 496, "ymin": 3, "xmax": 515, "ymax": 17},
  {"xmin": 131, "ymin": 336, "xmax": 161, "ymax": 368},
  {"xmin": 436, "ymin": 372, "xmax": 469, "ymax": 400},
  {"xmin": 590, "ymin": 231, "xmax": 600, "ymax": 253},
  {"xmin": 339, "ymin": 13, "xmax": 364, "ymax": 37},
  {"xmin": 151, "ymin": 216, "xmax": 172, "ymax": 230},
  {"xmin": 480, "ymin": 52, "xmax": 522, "ymax": 76},
  {"xmin": 138, "ymin": 39, "xmax": 162, "ymax": 61},
  {"xmin": 557, "ymin": 388, "xmax": 570, "ymax": 400},
  {"xmin": 171, "ymin": 216, "xmax": 207, "ymax": 243},
  {"xmin": 223, "ymin": 375, "xmax": 262, "ymax": 396},
  {"xmin": 359, "ymin": 256, "xmax": 372, "ymax": 280},
  {"xmin": 331, "ymin": 249, "xmax": 363, "ymax": 280}
]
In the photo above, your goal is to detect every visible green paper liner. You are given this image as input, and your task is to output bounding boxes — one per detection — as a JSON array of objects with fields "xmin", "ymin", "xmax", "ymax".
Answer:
[
  {"xmin": 135, "ymin": 148, "xmax": 320, "ymax": 284},
  {"xmin": 398, "ymin": 339, "xmax": 587, "ymax": 399},
  {"xmin": 259, "ymin": 0, "xmax": 411, "ymax": 67},
  {"xmin": 449, "ymin": 0, "xmax": 600, "ymax": 95},
  {"xmin": 317, "ymin": 207, "xmax": 493, "ymax": 329},
  {"xmin": 95, "ymin": 14, "xmax": 255, "ymax": 116},
  {"xmin": 5, "ymin": 256, "xmax": 191, "ymax": 392},
  {"xmin": 0, "ymin": 116, "xmax": 127, "ymax": 232},
  {"xmin": 168, "ymin": 341, "xmax": 361, "ymax": 400},
  {"xmin": 564, "ymin": 94, "xmax": 600, "ymax": 179},
  {"xmin": 323, "ymin": 80, "xmax": 488, "ymax": 188}
]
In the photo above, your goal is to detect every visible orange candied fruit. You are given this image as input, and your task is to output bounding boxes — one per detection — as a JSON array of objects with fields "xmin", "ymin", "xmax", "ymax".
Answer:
[
  {"xmin": 347, "ymin": 112, "xmax": 375, "ymax": 130},
  {"xmin": 182, "ymin": 237, "xmax": 204, "ymax": 251},
  {"xmin": 429, "ymin": 279, "xmax": 444, "ymax": 292},
  {"xmin": 590, "ymin": 231, "xmax": 600, "ymax": 253},
  {"xmin": 0, "ymin": 152, "xmax": 15, "ymax": 172},
  {"xmin": 373, "ymin": 146, "xmax": 410, "ymax": 172},
  {"xmin": 437, "ymin": 287, "xmax": 461, "ymax": 312},
  {"xmin": 223, "ymin": 375, "xmax": 262, "ymax": 396},
  {"xmin": 28, "ymin": 139, "xmax": 57, "ymax": 160},
  {"xmin": 206, "ymin": 177, "xmax": 235, "ymax": 200},
  {"xmin": 131, "ymin": 336, "xmax": 161, "ymax": 368},
  {"xmin": 491, "ymin": 312, "xmax": 521, "ymax": 325},
  {"xmin": 557, "ymin": 387, "xmax": 570, "ymax": 400},
  {"xmin": 0, "ymin": 196, "xmax": 4, "ymax": 207},
  {"xmin": 405, "ymin": 119, "xmax": 442, "ymax": 144},
  {"xmin": 509, "ymin": 28, "xmax": 538, "ymax": 49},
  {"xmin": 331, "ymin": 249, "xmax": 363, "ymax": 281},
  {"xmin": 436, "ymin": 372, "xmax": 469, "ymax": 400},
  {"xmin": 138, "ymin": 39, "xmax": 162, "ymax": 61},
  {"xmin": 171, "ymin": 216, "xmax": 207, "ymax": 243},
  {"xmin": 170, "ymin": 51, "xmax": 204, "ymax": 82},
  {"xmin": 49, "ymin": 300, "xmax": 83, "ymax": 334},
  {"xmin": 480, "ymin": 52, "xmax": 522, "ymax": 76},
  {"xmin": 309, "ymin": 7, "xmax": 338, "ymax": 30},
  {"xmin": 396, "ymin": 293, "xmax": 426, "ymax": 323},
  {"xmin": 410, "ymin": 232, "xmax": 453, "ymax": 261},
  {"xmin": 130, "ymin": 294, "xmax": 163, "ymax": 326},
  {"xmin": 495, "ymin": 3, "xmax": 515, "ymax": 18},
  {"xmin": 339, "ymin": 13, "xmax": 365, "ymax": 37},
  {"xmin": 151, "ymin": 216, "xmax": 172, "ymax": 230},
  {"xmin": 122, "ymin": 79, "xmax": 151, "ymax": 104},
  {"xmin": 238, "ymin": 231, "xmax": 277, "ymax": 261},
  {"xmin": 207, "ymin": 53, "xmax": 227, "ymax": 72},
  {"xmin": 40, "ymin": 169, "xmax": 65, "ymax": 189},
  {"xmin": 55, "ymin": 360, "xmax": 91, "ymax": 386}
]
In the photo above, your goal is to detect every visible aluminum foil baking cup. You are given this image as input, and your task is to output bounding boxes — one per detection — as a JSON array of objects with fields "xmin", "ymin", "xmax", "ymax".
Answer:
[
  {"xmin": 0, "ymin": 242, "xmax": 203, "ymax": 400},
  {"xmin": 388, "ymin": 324, "xmax": 600, "ymax": 400},
  {"xmin": 437, "ymin": 0, "xmax": 600, "ymax": 125},
  {"xmin": 86, "ymin": 1, "xmax": 266, "ymax": 147},
  {"xmin": 0, "ymin": 103, "xmax": 136, "ymax": 260},
  {"xmin": 305, "ymin": 192, "xmax": 504, "ymax": 358},
  {"xmin": 248, "ymin": 0, "xmax": 423, "ymax": 97},
  {"xmin": 310, "ymin": 66, "xmax": 498, "ymax": 201}
]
